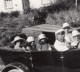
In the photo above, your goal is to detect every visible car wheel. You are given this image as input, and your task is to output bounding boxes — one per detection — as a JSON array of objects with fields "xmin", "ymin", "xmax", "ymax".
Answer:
[{"xmin": 8, "ymin": 68, "xmax": 23, "ymax": 72}]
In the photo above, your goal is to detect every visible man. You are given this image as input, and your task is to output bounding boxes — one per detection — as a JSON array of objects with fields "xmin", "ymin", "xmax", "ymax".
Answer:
[
  {"xmin": 63, "ymin": 22, "xmax": 72, "ymax": 48},
  {"xmin": 71, "ymin": 30, "xmax": 80, "ymax": 49},
  {"xmin": 37, "ymin": 33, "xmax": 52, "ymax": 51},
  {"xmin": 54, "ymin": 29, "xmax": 69, "ymax": 52},
  {"xmin": 26, "ymin": 36, "xmax": 37, "ymax": 51}
]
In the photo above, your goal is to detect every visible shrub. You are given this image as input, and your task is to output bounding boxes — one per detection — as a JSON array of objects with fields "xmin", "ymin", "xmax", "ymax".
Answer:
[
  {"xmin": 46, "ymin": 9, "xmax": 80, "ymax": 27},
  {"xmin": 9, "ymin": 11, "xmax": 20, "ymax": 18},
  {"xmin": 24, "ymin": 7, "xmax": 31, "ymax": 14},
  {"xmin": 31, "ymin": 9, "xmax": 47, "ymax": 25},
  {"xmin": 0, "ymin": 12, "xmax": 9, "ymax": 18}
]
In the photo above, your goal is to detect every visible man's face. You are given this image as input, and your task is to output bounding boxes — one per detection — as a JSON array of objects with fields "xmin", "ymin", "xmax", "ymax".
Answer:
[
  {"xmin": 57, "ymin": 32, "xmax": 65, "ymax": 42},
  {"xmin": 64, "ymin": 26, "xmax": 70, "ymax": 33}
]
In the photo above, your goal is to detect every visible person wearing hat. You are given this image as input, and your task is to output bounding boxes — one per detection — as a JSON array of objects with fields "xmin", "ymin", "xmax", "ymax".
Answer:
[
  {"xmin": 11, "ymin": 36, "xmax": 26, "ymax": 50},
  {"xmin": 9, "ymin": 34, "xmax": 27, "ymax": 48},
  {"xmin": 54, "ymin": 29, "xmax": 69, "ymax": 52},
  {"xmin": 63, "ymin": 22, "xmax": 72, "ymax": 48},
  {"xmin": 37, "ymin": 33, "xmax": 52, "ymax": 51},
  {"xmin": 26, "ymin": 36, "xmax": 37, "ymax": 51},
  {"xmin": 71, "ymin": 30, "xmax": 80, "ymax": 49}
]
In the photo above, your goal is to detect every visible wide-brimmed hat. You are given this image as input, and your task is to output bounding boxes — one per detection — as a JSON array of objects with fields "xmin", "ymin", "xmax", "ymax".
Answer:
[
  {"xmin": 55, "ymin": 29, "xmax": 64, "ymax": 35},
  {"xmin": 72, "ymin": 30, "xmax": 80, "ymax": 37},
  {"xmin": 63, "ymin": 22, "xmax": 70, "ymax": 29},
  {"xmin": 11, "ymin": 36, "xmax": 24, "ymax": 43}
]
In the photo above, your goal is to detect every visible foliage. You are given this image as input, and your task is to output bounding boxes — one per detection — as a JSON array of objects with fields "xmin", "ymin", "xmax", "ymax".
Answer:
[
  {"xmin": 29, "ymin": 9, "xmax": 47, "ymax": 25},
  {"xmin": 0, "ymin": 12, "xmax": 9, "ymax": 18},
  {"xmin": 46, "ymin": 8, "xmax": 80, "ymax": 27},
  {"xmin": 0, "ymin": 14, "xmax": 34, "ymax": 47},
  {"xmin": 0, "ymin": 11, "xmax": 20, "ymax": 18},
  {"xmin": 9, "ymin": 11, "xmax": 20, "ymax": 18}
]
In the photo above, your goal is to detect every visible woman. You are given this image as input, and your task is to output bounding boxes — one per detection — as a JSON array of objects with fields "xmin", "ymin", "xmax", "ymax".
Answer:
[
  {"xmin": 71, "ymin": 30, "xmax": 80, "ymax": 49},
  {"xmin": 37, "ymin": 33, "xmax": 52, "ymax": 51},
  {"xmin": 26, "ymin": 36, "xmax": 37, "ymax": 51},
  {"xmin": 11, "ymin": 36, "xmax": 26, "ymax": 50}
]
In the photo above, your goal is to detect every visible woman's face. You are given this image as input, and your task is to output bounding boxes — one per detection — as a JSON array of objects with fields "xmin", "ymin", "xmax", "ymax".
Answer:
[
  {"xmin": 41, "ymin": 38, "xmax": 46, "ymax": 43},
  {"xmin": 30, "ymin": 41, "xmax": 35, "ymax": 46},
  {"xmin": 15, "ymin": 41, "xmax": 20, "ymax": 46},
  {"xmin": 39, "ymin": 38, "xmax": 47, "ymax": 45},
  {"xmin": 14, "ymin": 42, "xmax": 21, "ymax": 49},
  {"xmin": 73, "ymin": 35, "xmax": 80, "ymax": 42}
]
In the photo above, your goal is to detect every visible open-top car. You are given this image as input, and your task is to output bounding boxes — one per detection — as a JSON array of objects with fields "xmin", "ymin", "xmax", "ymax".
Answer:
[
  {"xmin": 0, "ymin": 47, "xmax": 80, "ymax": 72},
  {"xmin": 0, "ymin": 24, "xmax": 80, "ymax": 72}
]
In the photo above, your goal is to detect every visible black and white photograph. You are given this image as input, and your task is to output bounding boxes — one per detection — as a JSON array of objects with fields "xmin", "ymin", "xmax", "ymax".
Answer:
[{"xmin": 0, "ymin": 0, "xmax": 80, "ymax": 72}]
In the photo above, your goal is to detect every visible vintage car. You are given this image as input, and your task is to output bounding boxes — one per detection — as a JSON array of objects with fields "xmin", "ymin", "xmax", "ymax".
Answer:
[
  {"xmin": 0, "ymin": 24, "xmax": 80, "ymax": 72},
  {"xmin": 0, "ymin": 47, "xmax": 80, "ymax": 72}
]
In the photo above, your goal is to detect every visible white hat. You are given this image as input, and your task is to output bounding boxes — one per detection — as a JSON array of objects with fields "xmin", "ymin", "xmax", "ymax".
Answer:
[
  {"xmin": 11, "ymin": 36, "xmax": 24, "ymax": 43},
  {"xmin": 63, "ymin": 22, "xmax": 70, "ymax": 28},
  {"xmin": 38, "ymin": 34, "xmax": 46, "ymax": 41},
  {"xmin": 72, "ymin": 30, "xmax": 80, "ymax": 37},
  {"xmin": 55, "ymin": 29, "xmax": 64, "ymax": 35},
  {"xmin": 27, "ymin": 36, "xmax": 35, "ymax": 43}
]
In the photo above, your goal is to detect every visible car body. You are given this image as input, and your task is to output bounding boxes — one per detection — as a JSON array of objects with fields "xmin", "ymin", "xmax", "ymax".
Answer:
[
  {"xmin": 1, "ymin": 24, "xmax": 80, "ymax": 72},
  {"xmin": 0, "ymin": 47, "xmax": 80, "ymax": 72}
]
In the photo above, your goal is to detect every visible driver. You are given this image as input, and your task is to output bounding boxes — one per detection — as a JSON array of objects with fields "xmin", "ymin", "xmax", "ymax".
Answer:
[{"xmin": 54, "ymin": 29, "xmax": 69, "ymax": 52}]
